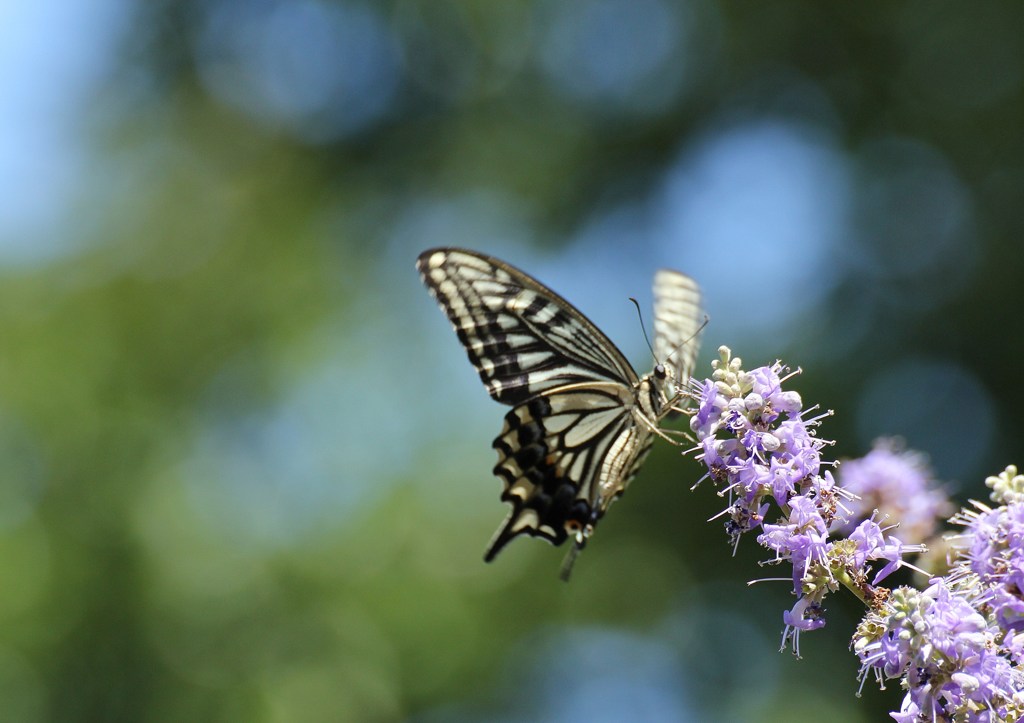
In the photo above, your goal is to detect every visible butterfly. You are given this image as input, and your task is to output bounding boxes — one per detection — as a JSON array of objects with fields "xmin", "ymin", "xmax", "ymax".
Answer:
[{"xmin": 417, "ymin": 247, "xmax": 703, "ymax": 578}]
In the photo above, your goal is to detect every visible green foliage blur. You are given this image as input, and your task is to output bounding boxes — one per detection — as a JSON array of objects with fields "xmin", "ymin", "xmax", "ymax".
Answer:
[{"xmin": 3, "ymin": 1, "xmax": 1024, "ymax": 721}]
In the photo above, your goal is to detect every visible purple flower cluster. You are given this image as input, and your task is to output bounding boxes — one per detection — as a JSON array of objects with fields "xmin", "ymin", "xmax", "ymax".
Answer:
[
  {"xmin": 949, "ymin": 467, "xmax": 1024, "ymax": 631},
  {"xmin": 689, "ymin": 350, "xmax": 821, "ymax": 547},
  {"xmin": 687, "ymin": 347, "xmax": 921, "ymax": 655},
  {"xmin": 853, "ymin": 579, "xmax": 1021, "ymax": 722},
  {"xmin": 835, "ymin": 463, "xmax": 1024, "ymax": 720},
  {"xmin": 834, "ymin": 438, "xmax": 953, "ymax": 546},
  {"xmin": 686, "ymin": 348, "xmax": 1024, "ymax": 719}
]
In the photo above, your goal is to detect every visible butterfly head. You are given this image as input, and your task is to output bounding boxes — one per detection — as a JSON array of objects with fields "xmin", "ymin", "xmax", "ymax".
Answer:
[{"xmin": 648, "ymin": 361, "xmax": 685, "ymax": 412}]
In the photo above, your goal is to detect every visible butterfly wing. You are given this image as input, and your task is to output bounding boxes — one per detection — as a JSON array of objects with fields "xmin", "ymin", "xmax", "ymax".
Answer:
[
  {"xmin": 652, "ymin": 270, "xmax": 703, "ymax": 389},
  {"xmin": 488, "ymin": 382, "xmax": 648, "ymax": 560},
  {"xmin": 417, "ymin": 248, "xmax": 644, "ymax": 561},
  {"xmin": 417, "ymin": 248, "xmax": 639, "ymax": 405}
]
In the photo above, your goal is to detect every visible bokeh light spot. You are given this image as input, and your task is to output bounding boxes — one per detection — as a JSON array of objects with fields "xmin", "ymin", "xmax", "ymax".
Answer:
[
  {"xmin": 0, "ymin": 0, "xmax": 132, "ymax": 265},
  {"xmin": 657, "ymin": 118, "xmax": 850, "ymax": 345},
  {"xmin": 537, "ymin": 0, "xmax": 701, "ymax": 113},
  {"xmin": 182, "ymin": 337, "xmax": 414, "ymax": 549},
  {"xmin": 856, "ymin": 358, "xmax": 994, "ymax": 483},
  {"xmin": 501, "ymin": 627, "xmax": 693, "ymax": 723},
  {"xmin": 844, "ymin": 136, "xmax": 977, "ymax": 311},
  {"xmin": 195, "ymin": 0, "xmax": 402, "ymax": 143}
]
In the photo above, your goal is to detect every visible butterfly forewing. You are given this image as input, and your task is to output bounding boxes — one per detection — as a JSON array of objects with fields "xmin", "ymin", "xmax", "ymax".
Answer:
[
  {"xmin": 417, "ymin": 247, "xmax": 702, "ymax": 570},
  {"xmin": 417, "ymin": 249, "xmax": 638, "ymax": 405},
  {"xmin": 652, "ymin": 269, "xmax": 704, "ymax": 388}
]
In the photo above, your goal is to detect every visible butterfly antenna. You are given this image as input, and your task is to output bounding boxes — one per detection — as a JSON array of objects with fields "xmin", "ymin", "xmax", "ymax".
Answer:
[
  {"xmin": 664, "ymin": 314, "xmax": 711, "ymax": 365},
  {"xmin": 629, "ymin": 297, "xmax": 659, "ymax": 366}
]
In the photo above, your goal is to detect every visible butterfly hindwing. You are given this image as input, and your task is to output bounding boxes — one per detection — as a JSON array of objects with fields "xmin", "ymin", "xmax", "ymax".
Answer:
[{"xmin": 488, "ymin": 383, "xmax": 643, "ymax": 559}]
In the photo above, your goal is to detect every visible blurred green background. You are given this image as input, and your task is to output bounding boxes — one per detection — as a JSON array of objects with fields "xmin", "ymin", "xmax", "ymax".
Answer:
[{"xmin": 2, "ymin": 0, "xmax": 1023, "ymax": 720}]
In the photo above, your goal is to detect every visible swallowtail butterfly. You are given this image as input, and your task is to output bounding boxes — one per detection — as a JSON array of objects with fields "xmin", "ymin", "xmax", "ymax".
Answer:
[{"xmin": 417, "ymin": 248, "xmax": 703, "ymax": 578}]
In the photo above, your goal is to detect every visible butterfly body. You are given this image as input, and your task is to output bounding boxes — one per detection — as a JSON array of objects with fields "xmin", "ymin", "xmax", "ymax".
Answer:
[{"xmin": 417, "ymin": 248, "xmax": 702, "ymax": 571}]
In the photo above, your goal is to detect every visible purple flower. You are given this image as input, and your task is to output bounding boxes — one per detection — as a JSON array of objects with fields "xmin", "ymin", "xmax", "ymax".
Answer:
[
  {"xmin": 687, "ymin": 347, "xmax": 921, "ymax": 656},
  {"xmin": 783, "ymin": 596, "xmax": 825, "ymax": 635},
  {"xmin": 688, "ymin": 351, "xmax": 1024, "ymax": 719},
  {"xmin": 853, "ymin": 576, "xmax": 1024, "ymax": 720},
  {"xmin": 950, "ymin": 474, "xmax": 1024, "ymax": 632},
  {"xmin": 833, "ymin": 438, "xmax": 953, "ymax": 545},
  {"xmin": 692, "ymin": 378, "xmax": 725, "ymax": 437}
]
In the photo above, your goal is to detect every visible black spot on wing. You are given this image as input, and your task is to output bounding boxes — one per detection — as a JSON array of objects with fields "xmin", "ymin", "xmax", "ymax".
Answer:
[
  {"xmin": 487, "ymin": 398, "xmax": 595, "ymax": 561},
  {"xmin": 528, "ymin": 396, "xmax": 552, "ymax": 418},
  {"xmin": 517, "ymin": 421, "xmax": 544, "ymax": 446},
  {"xmin": 513, "ymin": 440, "xmax": 544, "ymax": 470}
]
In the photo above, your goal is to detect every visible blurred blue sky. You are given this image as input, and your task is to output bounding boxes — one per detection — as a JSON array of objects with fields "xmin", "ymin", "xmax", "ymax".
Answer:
[{"xmin": 0, "ymin": 0, "xmax": 131, "ymax": 264}]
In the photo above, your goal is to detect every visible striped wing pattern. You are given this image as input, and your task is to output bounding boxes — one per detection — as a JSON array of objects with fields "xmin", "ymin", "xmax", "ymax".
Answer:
[
  {"xmin": 489, "ymin": 383, "xmax": 644, "ymax": 560},
  {"xmin": 417, "ymin": 247, "xmax": 702, "ymax": 568},
  {"xmin": 417, "ymin": 248, "xmax": 637, "ymax": 405},
  {"xmin": 652, "ymin": 269, "xmax": 703, "ymax": 388}
]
